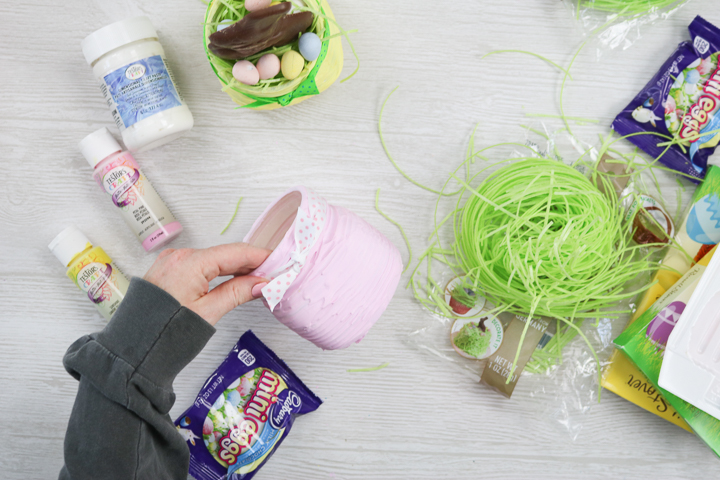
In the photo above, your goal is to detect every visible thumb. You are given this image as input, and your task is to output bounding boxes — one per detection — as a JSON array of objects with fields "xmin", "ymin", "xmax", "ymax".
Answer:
[{"xmin": 192, "ymin": 276, "xmax": 267, "ymax": 325}]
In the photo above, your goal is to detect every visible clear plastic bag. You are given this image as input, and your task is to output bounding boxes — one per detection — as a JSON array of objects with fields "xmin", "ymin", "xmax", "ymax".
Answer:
[
  {"xmin": 563, "ymin": 0, "xmax": 691, "ymax": 56},
  {"xmin": 405, "ymin": 122, "xmax": 682, "ymax": 439}
]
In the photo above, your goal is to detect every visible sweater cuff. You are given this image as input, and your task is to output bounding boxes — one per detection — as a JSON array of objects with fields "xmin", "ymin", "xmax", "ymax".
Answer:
[{"xmin": 98, "ymin": 277, "xmax": 216, "ymax": 388}]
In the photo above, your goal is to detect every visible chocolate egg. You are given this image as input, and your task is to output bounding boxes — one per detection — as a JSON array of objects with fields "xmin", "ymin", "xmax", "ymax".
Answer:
[
  {"xmin": 257, "ymin": 53, "xmax": 281, "ymax": 79},
  {"xmin": 281, "ymin": 50, "xmax": 304, "ymax": 80},
  {"xmin": 232, "ymin": 60, "xmax": 260, "ymax": 85},
  {"xmin": 245, "ymin": 0, "xmax": 272, "ymax": 12},
  {"xmin": 179, "ymin": 416, "xmax": 191, "ymax": 427},
  {"xmin": 299, "ymin": 32, "xmax": 321, "ymax": 61}
]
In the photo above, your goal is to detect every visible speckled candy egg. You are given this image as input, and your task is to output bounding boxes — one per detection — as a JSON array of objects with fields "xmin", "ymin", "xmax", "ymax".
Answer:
[
  {"xmin": 232, "ymin": 60, "xmax": 260, "ymax": 85},
  {"xmin": 179, "ymin": 416, "xmax": 191, "ymax": 427},
  {"xmin": 299, "ymin": 32, "xmax": 321, "ymax": 61},
  {"xmin": 257, "ymin": 53, "xmax": 280, "ymax": 79},
  {"xmin": 245, "ymin": 0, "xmax": 272, "ymax": 12},
  {"xmin": 281, "ymin": 50, "xmax": 305, "ymax": 80}
]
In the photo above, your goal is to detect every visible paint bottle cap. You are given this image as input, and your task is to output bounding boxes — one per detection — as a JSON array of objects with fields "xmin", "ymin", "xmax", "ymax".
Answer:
[
  {"xmin": 79, "ymin": 128, "xmax": 123, "ymax": 168},
  {"xmin": 81, "ymin": 16, "xmax": 158, "ymax": 65},
  {"xmin": 49, "ymin": 226, "xmax": 93, "ymax": 267}
]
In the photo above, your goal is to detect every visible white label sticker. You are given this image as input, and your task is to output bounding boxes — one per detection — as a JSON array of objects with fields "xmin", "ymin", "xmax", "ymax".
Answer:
[
  {"xmin": 695, "ymin": 36, "xmax": 710, "ymax": 55},
  {"xmin": 237, "ymin": 349, "xmax": 255, "ymax": 366}
]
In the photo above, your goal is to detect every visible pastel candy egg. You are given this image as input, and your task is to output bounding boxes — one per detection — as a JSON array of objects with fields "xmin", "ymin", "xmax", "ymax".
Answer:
[
  {"xmin": 179, "ymin": 416, "xmax": 191, "ymax": 427},
  {"xmin": 203, "ymin": 417, "xmax": 214, "ymax": 435},
  {"xmin": 245, "ymin": 0, "xmax": 271, "ymax": 11},
  {"xmin": 281, "ymin": 50, "xmax": 305, "ymax": 80},
  {"xmin": 257, "ymin": 54, "xmax": 281, "ymax": 80},
  {"xmin": 232, "ymin": 60, "xmax": 260, "ymax": 85},
  {"xmin": 212, "ymin": 394, "xmax": 225, "ymax": 410},
  {"xmin": 299, "ymin": 32, "xmax": 322, "ymax": 61},
  {"xmin": 226, "ymin": 390, "xmax": 241, "ymax": 407}
]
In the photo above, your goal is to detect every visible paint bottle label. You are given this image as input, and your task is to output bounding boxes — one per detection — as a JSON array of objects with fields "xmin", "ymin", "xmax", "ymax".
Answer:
[
  {"xmin": 101, "ymin": 55, "xmax": 183, "ymax": 131},
  {"xmin": 93, "ymin": 154, "xmax": 179, "ymax": 248},
  {"xmin": 67, "ymin": 247, "xmax": 130, "ymax": 320}
]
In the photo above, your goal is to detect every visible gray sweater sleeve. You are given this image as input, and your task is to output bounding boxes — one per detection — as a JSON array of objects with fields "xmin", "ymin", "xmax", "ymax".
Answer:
[{"xmin": 59, "ymin": 277, "xmax": 215, "ymax": 480}]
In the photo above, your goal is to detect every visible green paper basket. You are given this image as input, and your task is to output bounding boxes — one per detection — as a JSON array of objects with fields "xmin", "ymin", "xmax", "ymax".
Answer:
[{"xmin": 203, "ymin": 0, "xmax": 344, "ymax": 110}]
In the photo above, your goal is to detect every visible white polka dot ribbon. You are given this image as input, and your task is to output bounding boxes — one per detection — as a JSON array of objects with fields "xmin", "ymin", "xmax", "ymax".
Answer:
[{"xmin": 261, "ymin": 192, "xmax": 328, "ymax": 311}]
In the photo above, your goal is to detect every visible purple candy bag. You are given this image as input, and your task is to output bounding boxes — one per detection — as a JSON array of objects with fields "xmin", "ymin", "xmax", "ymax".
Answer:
[
  {"xmin": 174, "ymin": 331, "xmax": 322, "ymax": 480},
  {"xmin": 613, "ymin": 16, "xmax": 720, "ymax": 182}
]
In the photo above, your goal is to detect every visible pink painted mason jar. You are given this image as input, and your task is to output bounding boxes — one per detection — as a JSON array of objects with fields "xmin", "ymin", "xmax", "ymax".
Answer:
[
  {"xmin": 244, "ymin": 187, "xmax": 402, "ymax": 350},
  {"xmin": 79, "ymin": 127, "xmax": 182, "ymax": 252}
]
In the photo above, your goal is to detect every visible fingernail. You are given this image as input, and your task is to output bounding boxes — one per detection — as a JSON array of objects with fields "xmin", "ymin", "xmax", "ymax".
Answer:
[{"xmin": 252, "ymin": 282, "xmax": 268, "ymax": 298}]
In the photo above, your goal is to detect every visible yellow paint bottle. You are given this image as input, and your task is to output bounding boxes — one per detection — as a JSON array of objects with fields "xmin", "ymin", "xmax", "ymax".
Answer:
[{"xmin": 49, "ymin": 226, "xmax": 130, "ymax": 320}]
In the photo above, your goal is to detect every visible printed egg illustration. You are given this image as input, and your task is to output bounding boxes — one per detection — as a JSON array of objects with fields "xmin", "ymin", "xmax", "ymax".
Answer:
[
  {"xmin": 227, "ymin": 378, "xmax": 241, "ymax": 390},
  {"xmin": 685, "ymin": 69, "xmax": 701, "ymax": 85},
  {"xmin": 239, "ymin": 376, "xmax": 255, "ymax": 396},
  {"xmin": 686, "ymin": 194, "xmax": 720, "ymax": 244},
  {"xmin": 226, "ymin": 389, "xmax": 241, "ymax": 407},
  {"xmin": 179, "ymin": 416, "xmax": 192, "ymax": 427},
  {"xmin": 646, "ymin": 301, "xmax": 685, "ymax": 347},
  {"xmin": 685, "ymin": 82, "xmax": 702, "ymax": 97},
  {"xmin": 212, "ymin": 393, "xmax": 226, "ymax": 410},
  {"xmin": 203, "ymin": 417, "xmax": 214, "ymax": 435},
  {"xmin": 698, "ymin": 57, "xmax": 715, "ymax": 75},
  {"xmin": 673, "ymin": 72, "xmax": 685, "ymax": 89},
  {"xmin": 664, "ymin": 95, "xmax": 676, "ymax": 115}
]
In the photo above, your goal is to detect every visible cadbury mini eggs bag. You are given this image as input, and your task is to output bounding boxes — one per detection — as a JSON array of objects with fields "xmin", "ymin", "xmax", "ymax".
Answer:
[
  {"xmin": 613, "ymin": 16, "xmax": 720, "ymax": 181},
  {"xmin": 175, "ymin": 331, "xmax": 321, "ymax": 479}
]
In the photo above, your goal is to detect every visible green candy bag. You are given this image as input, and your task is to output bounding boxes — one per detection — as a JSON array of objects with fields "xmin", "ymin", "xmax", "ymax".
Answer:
[{"xmin": 614, "ymin": 246, "xmax": 720, "ymax": 457}]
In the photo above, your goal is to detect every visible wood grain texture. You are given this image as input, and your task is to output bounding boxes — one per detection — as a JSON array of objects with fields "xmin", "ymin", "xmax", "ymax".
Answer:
[{"xmin": 1, "ymin": 0, "xmax": 719, "ymax": 478}]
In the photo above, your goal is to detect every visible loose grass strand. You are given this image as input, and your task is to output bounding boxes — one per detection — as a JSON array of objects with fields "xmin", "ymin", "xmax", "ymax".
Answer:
[
  {"xmin": 375, "ymin": 189, "xmax": 413, "ymax": 274},
  {"xmin": 220, "ymin": 197, "xmax": 243, "ymax": 235}
]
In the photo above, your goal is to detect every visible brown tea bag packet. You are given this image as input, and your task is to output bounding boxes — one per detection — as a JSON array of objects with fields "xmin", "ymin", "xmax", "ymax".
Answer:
[{"xmin": 481, "ymin": 315, "xmax": 550, "ymax": 398}]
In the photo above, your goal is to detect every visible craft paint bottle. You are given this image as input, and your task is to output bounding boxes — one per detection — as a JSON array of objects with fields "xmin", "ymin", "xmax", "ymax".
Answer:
[
  {"xmin": 49, "ymin": 226, "xmax": 130, "ymax": 320},
  {"xmin": 79, "ymin": 128, "xmax": 183, "ymax": 252},
  {"xmin": 81, "ymin": 16, "xmax": 194, "ymax": 152}
]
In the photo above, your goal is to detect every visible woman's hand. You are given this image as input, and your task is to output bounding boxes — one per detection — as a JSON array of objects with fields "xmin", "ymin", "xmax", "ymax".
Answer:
[{"xmin": 143, "ymin": 243, "xmax": 271, "ymax": 326}]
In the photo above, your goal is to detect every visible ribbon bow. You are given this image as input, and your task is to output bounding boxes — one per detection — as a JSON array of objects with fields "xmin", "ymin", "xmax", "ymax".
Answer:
[
  {"xmin": 262, "ymin": 191, "xmax": 328, "ymax": 311},
  {"xmin": 240, "ymin": 22, "xmax": 329, "ymax": 109}
]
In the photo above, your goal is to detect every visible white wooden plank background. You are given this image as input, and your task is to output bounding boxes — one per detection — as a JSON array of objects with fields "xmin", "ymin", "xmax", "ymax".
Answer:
[{"xmin": 1, "ymin": 0, "xmax": 719, "ymax": 478}]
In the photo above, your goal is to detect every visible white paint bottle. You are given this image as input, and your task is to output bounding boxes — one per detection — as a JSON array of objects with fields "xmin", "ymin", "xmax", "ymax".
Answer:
[
  {"xmin": 81, "ymin": 16, "xmax": 194, "ymax": 152},
  {"xmin": 79, "ymin": 128, "xmax": 183, "ymax": 252}
]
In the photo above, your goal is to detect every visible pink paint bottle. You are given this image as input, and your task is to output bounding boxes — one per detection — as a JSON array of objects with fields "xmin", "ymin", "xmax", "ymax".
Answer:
[{"xmin": 79, "ymin": 128, "xmax": 182, "ymax": 252}]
